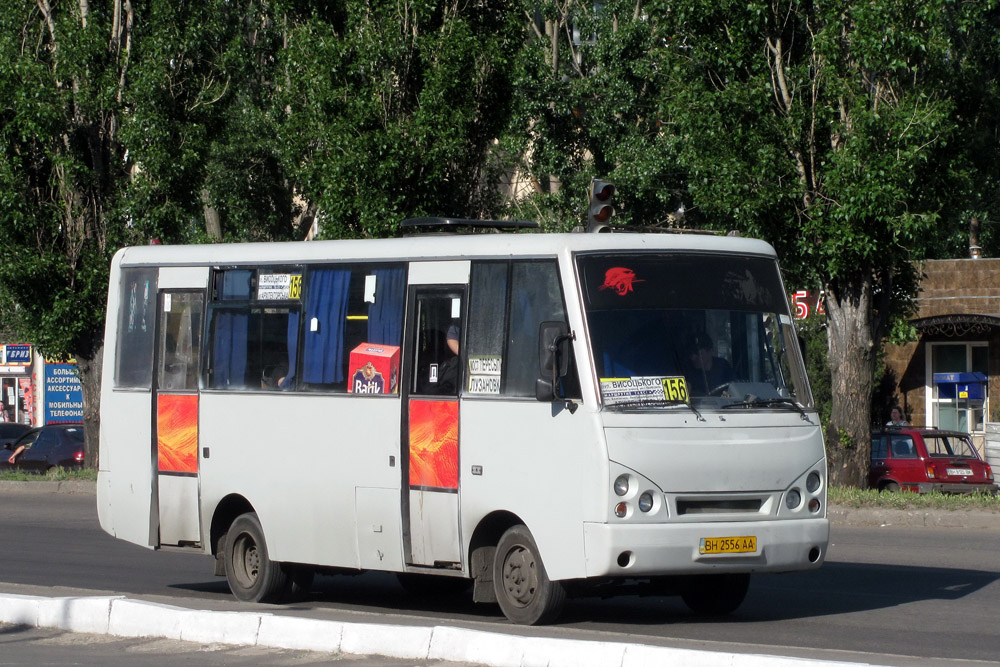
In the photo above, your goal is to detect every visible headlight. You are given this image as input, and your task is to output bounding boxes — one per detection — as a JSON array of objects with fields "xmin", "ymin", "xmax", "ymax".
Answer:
[
  {"xmin": 786, "ymin": 489, "xmax": 802, "ymax": 509},
  {"xmin": 614, "ymin": 475, "xmax": 629, "ymax": 497},
  {"xmin": 806, "ymin": 472, "xmax": 821, "ymax": 493},
  {"xmin": 638, "ymin": 492, "xmax": 654, "ymax": 512},
  {"xmin": 614, "ymin": 502, "xmax": 628, "ymax": 518}
]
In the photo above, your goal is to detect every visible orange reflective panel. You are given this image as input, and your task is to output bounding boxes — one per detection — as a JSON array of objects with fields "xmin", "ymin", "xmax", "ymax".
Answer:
[
  {"xmin": 408, "ymin": 399, "xmax": 458, "ymax": 490},
  {"xmin": 157, "ymin": 394, "xmax": 198, "ymax": 474}
]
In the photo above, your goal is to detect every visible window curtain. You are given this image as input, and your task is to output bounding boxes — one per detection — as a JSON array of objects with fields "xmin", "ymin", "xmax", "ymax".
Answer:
[
  {"xmin": 303, "ymin": 269, "xmax": 351, "ymax": 384},
  {"xmin": 281, "ymin": 311, "xmax": 300, "ymax": 388},
  {"xmin": 212, "ymin": 310, "xmax": 248, "ymax": 388},
  {"xmin": 367, "ymin": 267, "xmax": 406, "ymax": 346}
]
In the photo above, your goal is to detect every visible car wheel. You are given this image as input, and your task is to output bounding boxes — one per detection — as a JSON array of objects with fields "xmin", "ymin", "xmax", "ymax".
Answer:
[
  {"xmin": 881, "ymin": 481, "xmax": 900, "ymax": 493},
  {"xmin": 224, "ymin": 512, "xmax": 289, "ymax": 603},
  {"xmin": 493, "ymin": 525, "xmax": 565, "ymax": 625},
  {"xmin": 680, "ymin": 572, "xmax": 751, "ymax": 615}
]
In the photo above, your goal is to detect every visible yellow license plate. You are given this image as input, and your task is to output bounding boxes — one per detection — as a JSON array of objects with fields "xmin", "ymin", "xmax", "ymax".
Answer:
[{"xmin": 699, "ymin": 536, "xmax": 757, "ymax": 555}]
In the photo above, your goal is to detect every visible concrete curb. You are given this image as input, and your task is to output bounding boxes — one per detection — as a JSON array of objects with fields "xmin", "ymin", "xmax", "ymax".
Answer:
[{"xmin": 0, "ymin": 591, "xmax": 874, "ymax": 667}]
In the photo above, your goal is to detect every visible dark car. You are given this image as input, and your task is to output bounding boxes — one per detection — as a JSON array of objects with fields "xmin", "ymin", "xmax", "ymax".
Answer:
[
  {"xmin": 0, "ymin": 422, "xmax": 30, "ymax": 449},
  {"xmin": 2, "ymin": 424, "xmax": 85, "ymax": 473},
  {"xmin": 869, "ymin": 427, "xmax": 996, "ymax": 494}
]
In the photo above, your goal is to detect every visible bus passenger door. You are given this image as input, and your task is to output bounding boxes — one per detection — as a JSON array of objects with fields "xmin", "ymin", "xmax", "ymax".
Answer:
[
  {"xmin": 154, "ymin": 288, "xmax": 205, "ymax": 547},
  {"xmin": 403, "ymin": 284, "xmax": 465, "ymax": 568}
]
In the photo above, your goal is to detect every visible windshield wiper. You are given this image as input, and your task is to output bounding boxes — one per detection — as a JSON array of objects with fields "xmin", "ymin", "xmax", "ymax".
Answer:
[
  {"xmin": 721, "ymin": 397, "xmax": 808, "ymax": 420},
  {"xmin": 610, "ymin": 398, "xmax": 705, "ymax": 422}
]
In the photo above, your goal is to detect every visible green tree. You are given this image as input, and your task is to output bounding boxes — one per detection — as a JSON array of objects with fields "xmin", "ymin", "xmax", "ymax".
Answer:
[
  {"xmin": 510, "ymin": 0, "xmax": 1000, "ymax": 485},
  {"xmin": 0, "ymin": 0, "xmax": 297, "ymax": 463},
  {"xmin": 276, "ymin": 0, "xmax": 526, "ymax": 239}
]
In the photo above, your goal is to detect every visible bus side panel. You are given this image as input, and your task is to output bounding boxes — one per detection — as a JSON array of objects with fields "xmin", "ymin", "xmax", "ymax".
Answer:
[
  {"xmin": 459, "ymin": 400, "xmax": 606, "ymax": 582},
  {"xmin": 199, "ymin": 393, "xmax": 402, "ymax": 569},
  {"xmin": 97, "ymin": 391, "xmax": 156, "ymax": 547}
]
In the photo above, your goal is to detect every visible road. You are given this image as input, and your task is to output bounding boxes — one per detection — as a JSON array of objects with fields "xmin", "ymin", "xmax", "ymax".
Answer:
[{"xmin": 1, "ymin": 488, "xmax": 998, "ymax": 665}]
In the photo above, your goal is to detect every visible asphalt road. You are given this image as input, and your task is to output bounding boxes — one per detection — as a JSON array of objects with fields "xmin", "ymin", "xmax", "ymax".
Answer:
[{"xmin": 1, "ymin": 488, "xmax": 999, "ymax": 666}]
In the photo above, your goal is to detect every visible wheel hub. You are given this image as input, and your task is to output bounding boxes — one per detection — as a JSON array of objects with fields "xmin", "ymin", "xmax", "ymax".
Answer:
[{"xmin": 502, "ymin": 545, "xmax": 537, "ymax": 607}]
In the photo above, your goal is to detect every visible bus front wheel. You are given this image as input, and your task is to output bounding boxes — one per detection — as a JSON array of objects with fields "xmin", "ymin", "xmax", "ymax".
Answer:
[
  {"xmin": 680, "ymin": 572, "xmax": 750, "ymax": 615},
  {"xmin": 224, "ymin": 512, "xmax": 289, "ymax": 603},
  {"xmin": 493, "ymin": 525, "xmax": 565, "ymax": 625}
]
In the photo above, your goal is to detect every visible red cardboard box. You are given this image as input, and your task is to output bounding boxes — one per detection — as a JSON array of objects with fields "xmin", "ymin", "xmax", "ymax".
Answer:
[{"xmin": 348, "ymin": 343, "xmax": 400, "ymax": 394}]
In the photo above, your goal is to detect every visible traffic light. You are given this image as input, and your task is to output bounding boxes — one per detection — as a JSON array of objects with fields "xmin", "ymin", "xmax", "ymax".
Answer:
[{"xmin": 587, "ymin": 179, "xmax": 615, "ymax": 232}]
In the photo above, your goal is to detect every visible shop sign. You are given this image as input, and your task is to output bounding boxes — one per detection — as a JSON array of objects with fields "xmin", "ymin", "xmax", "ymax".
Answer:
[
  {"xmin": 45, "ymin": 363, "xmax": 83, "ymax": 424},
  {"xmin": 2, "ymin": 344, "xmax": 32, "ymax": 365}
]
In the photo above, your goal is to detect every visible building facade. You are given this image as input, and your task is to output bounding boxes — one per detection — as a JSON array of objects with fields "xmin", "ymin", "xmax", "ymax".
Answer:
[{"xmin": 884, "ymin": 258, "xmax": 1000, "ymax": 452}]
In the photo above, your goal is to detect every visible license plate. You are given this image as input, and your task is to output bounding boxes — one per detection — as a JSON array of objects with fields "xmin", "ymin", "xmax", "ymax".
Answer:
[
  {"xmin": 699, "ymin": 536, "xmax": 757, "ymax": 555},
  {"xmin": 946, "ymin": 468, "xmax": 973, "ymax": 476}
]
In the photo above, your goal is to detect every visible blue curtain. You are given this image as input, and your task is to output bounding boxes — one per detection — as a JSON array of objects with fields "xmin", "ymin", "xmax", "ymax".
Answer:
[
  {"xmin": 280, "ymin": 311, "xmax": 300, "ymax": 388},
  {"xmin": 367, "ymin": 267, "xmax": 405, "ymax": 346},
  {"xmin": 303, "ymin": 269, "xmax": 351, "ymax": 384},
  {"xmin": 212, "ymin": 310, "xmax": 248, "ymax": 388}
]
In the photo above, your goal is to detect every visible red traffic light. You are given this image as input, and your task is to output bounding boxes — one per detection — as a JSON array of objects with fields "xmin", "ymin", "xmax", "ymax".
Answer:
[{"xmin": 588, "ymin": 179, "xmax": 616, "ymax": 230}]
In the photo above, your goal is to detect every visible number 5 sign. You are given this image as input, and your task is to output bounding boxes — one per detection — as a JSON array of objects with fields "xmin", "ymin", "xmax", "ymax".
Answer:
[{"xmin": 792, "ymin": 290, "xmax": 825, "ymax": 320}]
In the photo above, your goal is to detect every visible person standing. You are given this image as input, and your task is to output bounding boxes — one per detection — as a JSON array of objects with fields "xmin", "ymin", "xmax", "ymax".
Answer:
[{"xmin": 886, "ymin": 405, "xmax": 908, "ymax": 427}]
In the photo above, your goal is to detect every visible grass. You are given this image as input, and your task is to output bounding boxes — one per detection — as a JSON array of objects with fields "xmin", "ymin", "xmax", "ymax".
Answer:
[
  {"xmin": 829, "ymin": 486, "xmax": 1000, "ymax": 511},
  {"xmin": 0, "ymin": 470, "xmax": 996, "ymax": 510},
  {"xmin": 0, "ymin": 467, "xmax": 97, "ymax": 482}
]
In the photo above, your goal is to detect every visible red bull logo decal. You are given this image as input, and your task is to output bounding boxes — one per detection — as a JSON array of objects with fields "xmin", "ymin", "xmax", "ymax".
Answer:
[{"xmin": 600, "ymin": 267, "xmax": 643, "ymax": 296}]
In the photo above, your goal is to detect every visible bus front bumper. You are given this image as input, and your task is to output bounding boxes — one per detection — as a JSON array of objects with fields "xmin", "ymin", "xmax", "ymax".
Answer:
[{"xmin": 583, "ymin": 518, "xmax": 830, "ymax": 578}]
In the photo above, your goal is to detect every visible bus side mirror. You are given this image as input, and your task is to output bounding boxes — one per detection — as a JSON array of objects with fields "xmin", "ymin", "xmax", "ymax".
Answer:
[{"xmin": 536, "ymin": 321, "xmax": 571, "ymax": 402}]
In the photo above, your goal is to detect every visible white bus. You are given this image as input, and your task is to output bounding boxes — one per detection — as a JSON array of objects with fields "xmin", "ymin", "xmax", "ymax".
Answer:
[{"xmin": 98, "ymin": 221, "xmax": 829, "ymax": 625}]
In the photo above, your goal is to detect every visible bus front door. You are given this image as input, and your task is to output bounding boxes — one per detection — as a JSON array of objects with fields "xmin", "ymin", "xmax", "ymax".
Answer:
[
  {"xmin": 403, "ymin": 285, "xmax": 465, "ymax": 568},
  {"xmin": 153, "ymin": 288, "xmax": 205, "ymax": 547}
]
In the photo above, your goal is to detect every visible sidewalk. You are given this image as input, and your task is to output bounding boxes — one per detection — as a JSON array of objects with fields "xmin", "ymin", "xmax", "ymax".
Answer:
[{"xmin": 0, "ymin": 586, "xmax": 874, "ymax": 667}]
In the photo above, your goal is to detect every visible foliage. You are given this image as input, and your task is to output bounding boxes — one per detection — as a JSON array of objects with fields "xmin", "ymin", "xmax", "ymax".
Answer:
[
  {"xmin": 503, "ymin": 0, "xmax": 1000, "ymax": 485},
  {"xmin": 276, "ymin": 0, "xmax": 526, "ymax": 239}
]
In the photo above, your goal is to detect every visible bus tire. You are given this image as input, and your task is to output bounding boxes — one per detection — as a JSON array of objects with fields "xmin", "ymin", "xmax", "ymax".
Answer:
[
  {"xmin": 680, "ymin": 572, "xmax": 750, "ymax": 615},
  {"xmin": 493, "ymin": 525, "xmax": 565, "ymax": 625},
  {"xmin": 224, "ymin": 512, "xmax": 289, "ymax": 603}
]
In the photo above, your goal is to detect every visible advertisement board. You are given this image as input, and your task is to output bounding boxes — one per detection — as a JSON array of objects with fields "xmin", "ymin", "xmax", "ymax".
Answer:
[{"xmin": 45, "ymin": 363, "xmax": 83, "ymax": 423}]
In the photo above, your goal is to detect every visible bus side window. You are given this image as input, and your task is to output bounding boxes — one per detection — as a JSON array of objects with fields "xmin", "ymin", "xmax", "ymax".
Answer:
[
  {"xmin": 507, "ymin": 262, "xmax": 579, "ymax": 398},
  {"xmin": 467, "ymin": 260, "xmax": 579, "ymax": 399},
  {"xmin": 115, "ymin": 268, "xmax": 158, "ymax": 389},
  {"xmin": 207, "ymin": 307, "xmax": 297, "ymax": 391}
]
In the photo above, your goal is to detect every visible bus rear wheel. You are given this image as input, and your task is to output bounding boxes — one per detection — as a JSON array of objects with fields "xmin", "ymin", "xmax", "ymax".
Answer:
[
  {"xmin": 493, "ymin": 525, "xmax": 565, "ymax": 625},
  {"xmin": 224, "ymin": 512, "xmax": 289, "ymax": 603},
  {"xmin": 680, "ymin": 572, "xmax": 750, "ymax": 615}
]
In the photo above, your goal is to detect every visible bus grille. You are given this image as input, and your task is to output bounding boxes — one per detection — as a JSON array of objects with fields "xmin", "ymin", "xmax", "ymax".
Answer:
[{"xmin": 675, "ymin": 498, "xmax": 763, "ymax": 515}]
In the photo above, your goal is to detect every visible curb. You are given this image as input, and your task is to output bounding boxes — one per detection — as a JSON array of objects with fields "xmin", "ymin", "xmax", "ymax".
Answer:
[{"xmin": 0, "ymin": 592, "xmax": 875, "ymax": 667}]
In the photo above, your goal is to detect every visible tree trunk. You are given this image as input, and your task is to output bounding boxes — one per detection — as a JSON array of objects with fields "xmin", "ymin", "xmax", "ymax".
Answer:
[
  {"xmin": 74, "ymin": 345, "xmax": 102, "ymax": 470},
  {"xmin": 824, "ymin": 277, "xmax": 876, "ymax": 487}
]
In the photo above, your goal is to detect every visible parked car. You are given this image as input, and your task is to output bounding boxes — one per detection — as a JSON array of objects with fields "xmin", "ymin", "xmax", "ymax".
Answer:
[
  {"xmin": 869, "ymin": 427, "xmax": 996, "ymax": 494},
  {"xmin": 2, "ymin": 424, "xmax": 85, "ymax": 473},
  {"xmin": 0, "ymin": 422, "xmax": 30, "ymax": 449}
]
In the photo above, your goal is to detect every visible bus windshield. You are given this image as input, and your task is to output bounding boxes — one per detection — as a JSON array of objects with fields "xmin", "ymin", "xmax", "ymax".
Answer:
[{"xmin": 578, "ymin": 252, "xmax": 813, "ymax": 411}]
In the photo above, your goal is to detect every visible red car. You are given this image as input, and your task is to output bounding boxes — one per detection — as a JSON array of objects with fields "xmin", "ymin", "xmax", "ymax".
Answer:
[{"xmin": 869, "ymin": 427, "xmax": 996, "ymax": 494}]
